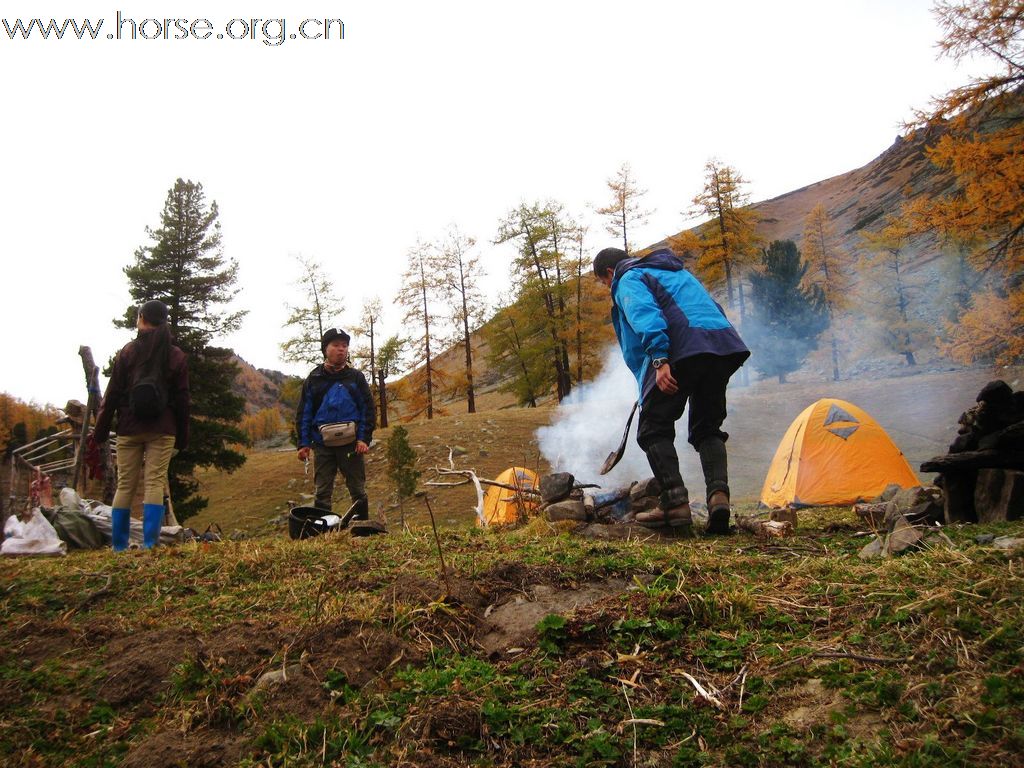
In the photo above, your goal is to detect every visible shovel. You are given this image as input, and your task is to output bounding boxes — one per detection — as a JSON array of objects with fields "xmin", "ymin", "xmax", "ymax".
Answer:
[{"xmin": 599, "ymin": 400, "xmax": 638, "ymax": 475}]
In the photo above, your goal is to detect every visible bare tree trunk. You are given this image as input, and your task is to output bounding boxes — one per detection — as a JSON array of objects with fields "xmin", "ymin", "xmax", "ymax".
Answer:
[
  {"xmin": 894, "ymin": 259, "xmax": 916, "ymax": 367},
  {"xmin": 73, "ymin": 346, "xmax": 100, "ymax": 491},
  {"xmin": 550, "ymin": 233, "xmax": 573, "ymax": 400},
  {"xmin": 378, "ymin": 370, "xmax": 389, "ymax": 428},
  {"xmin": 418, "ymin": 259, "xmax": 434, "ymax": 420},
  {"xmin": 575, "ymin": 261, "xmax": 584, "ymax": 384},
  {"xmin": 831, "ymin": 332, "xmax": 840, "ymax": 382},
  {"xmin": 459, "ymin": 265, "xmax": 476, "ymax": 414},
  {"xmin": 736, "ymin": 274, "xmax": 749, "ymax": 386},
  {"xmin": 716, "ymin": 204, "xmax": 735, "ymax": 310},
  {"xmin": 368, "ymin": 316, "xmax": 379, "ymax": 423}
]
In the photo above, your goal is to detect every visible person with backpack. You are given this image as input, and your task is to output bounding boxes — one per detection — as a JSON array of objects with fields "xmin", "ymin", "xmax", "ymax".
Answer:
[
  {"xmin": 92, "ymin": 300, "xmax": 190, "ymax": 550},
  {"xmin": 593, "ymin": 246, "xmax": 749, "ymax": 535},
  {"xmin": 295, "ymin": 328, "xmax": 376, "ymax": 523}
]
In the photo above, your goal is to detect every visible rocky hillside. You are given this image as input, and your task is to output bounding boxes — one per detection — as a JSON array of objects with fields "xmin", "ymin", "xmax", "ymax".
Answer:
[
  {"xmin": 230, "ymin": 355, "xmax": 295, "ymax": 414},
  {"xmin": 746, "ymin": 128, "xmax": 951, "ymax": 259}
]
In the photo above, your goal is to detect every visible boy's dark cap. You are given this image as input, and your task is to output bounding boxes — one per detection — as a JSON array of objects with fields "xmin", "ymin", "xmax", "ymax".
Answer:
[{"xmin": 321, "ymin": 327, "xmax": 351, "ymax": 354}]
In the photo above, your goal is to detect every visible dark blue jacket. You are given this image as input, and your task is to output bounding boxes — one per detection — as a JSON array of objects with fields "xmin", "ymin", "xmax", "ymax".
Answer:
[
  {"xmin": 611, "ymin": 248, "xmax": 749, "ymax": 402},
  {"xmin": 295, "ymin": 365, "xmax": 376, "ymax": 447}
]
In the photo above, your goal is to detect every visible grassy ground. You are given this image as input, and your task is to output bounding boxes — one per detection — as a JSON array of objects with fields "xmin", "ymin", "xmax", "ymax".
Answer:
[
  {"xmin": 188, "ymin": 407, "xmax": 559, "ymax": 535},
  {"xmin": 2, "ymin": 507, "xmax": 1022, "ymax": 767}
]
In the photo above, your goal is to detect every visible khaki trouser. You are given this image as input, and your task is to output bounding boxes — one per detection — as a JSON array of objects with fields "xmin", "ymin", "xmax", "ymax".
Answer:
[
  {"xmin": 112, "ymin": 433, "xmax": 176, "ymax": 509},
  {"xmin": 312, "ymin": 444, "xmax": 367, "ymax": 512}
]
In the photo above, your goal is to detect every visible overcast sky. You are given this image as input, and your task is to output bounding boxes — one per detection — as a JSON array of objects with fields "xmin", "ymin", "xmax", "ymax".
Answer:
[{"xmin": 1, "ymin": 0, "xmax": 980, "ymax": 408}]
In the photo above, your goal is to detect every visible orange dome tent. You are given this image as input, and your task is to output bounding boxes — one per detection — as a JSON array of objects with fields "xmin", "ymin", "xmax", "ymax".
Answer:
[
  {"xmin": 479, "ymin": 467, "xmax": 539, "ymax": 527},
  {"xmin": 760, "ymin": 398, "xmax": 918, "ymax": 508}
]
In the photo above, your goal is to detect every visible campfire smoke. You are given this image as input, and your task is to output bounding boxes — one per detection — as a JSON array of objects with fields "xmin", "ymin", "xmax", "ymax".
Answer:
[{"xmin": 536, "ymin": 346, "xmax": 705, "ymax": 489}]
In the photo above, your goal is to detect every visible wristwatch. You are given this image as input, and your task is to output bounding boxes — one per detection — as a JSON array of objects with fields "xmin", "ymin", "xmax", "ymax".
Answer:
[{"xmin": 652, "ymin": 357, "xmax": 669, "ymax": 369}]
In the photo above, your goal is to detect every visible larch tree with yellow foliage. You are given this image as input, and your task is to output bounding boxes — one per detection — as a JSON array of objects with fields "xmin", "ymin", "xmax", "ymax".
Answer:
[
  {"xmin": 594, "ymin": 162, "xmax": 654, "ymax": 256},
  {"xmin": 375, "ymin": 335, "xmax": 405, "ymax": 429},
  {"xmin": 483, "ymin": 292, "xmax": 547, "ymax": 408},
  {"xmin": 395, "ymin": 241, "xmax": 441, "ymax": 420},
  {"xmin": 0, "ymin": 394, "xmax": 60, "ymax": 455},
  {"xmin": 495, "ymin": 201, "xmax": 574, "ymax": 402},
  {"xmin": 352, "ymin": 297, "xmax": 384, "ymax": 424},
  {"xmin": 280, "ymin": 254, "xmax": 345, "ymax": 366},
  {"xmin": 435, "ymin": 226, "xmax": 488, "ymax": 414},
  {"xmin": 906, "ymin": 0, "xmax": 1024, "ymax": 364},
  {"xmin": 802, "ymin": 203, "xmax": 853, "ymax": 381},
  {"xmin": 690, "ymin": 160, "xmax": 761, "ymax": 319}
]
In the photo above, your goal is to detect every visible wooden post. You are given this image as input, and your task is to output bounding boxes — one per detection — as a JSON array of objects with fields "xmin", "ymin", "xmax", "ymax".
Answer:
[{"xmin": 72, "ymin": 346, "xmax": 101, "ymax": 491}]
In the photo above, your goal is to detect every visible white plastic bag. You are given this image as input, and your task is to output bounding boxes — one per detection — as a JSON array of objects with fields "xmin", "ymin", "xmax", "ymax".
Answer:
[
  {"xmin": 2, "ymin": 508, "xmax": 67, "ymax": 556},
  {"xmin": 58, "ymin": 487, "xmax": 85, "ymax": 510}
]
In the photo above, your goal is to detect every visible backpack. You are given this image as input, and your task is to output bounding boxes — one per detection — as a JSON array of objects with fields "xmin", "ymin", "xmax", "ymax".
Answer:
[
  {"xmin": 129, "ymin": 372, "xmax": 168, "ymax": 420},
  {"xmin": 310, "ymin": 375, "xmax": 364, "ymax": 424}
]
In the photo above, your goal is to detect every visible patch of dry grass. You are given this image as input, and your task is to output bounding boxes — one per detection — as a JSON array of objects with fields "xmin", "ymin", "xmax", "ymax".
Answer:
[{"xmin": 2, "ymin": 506, "xmax": 1021, "ymax": 767}]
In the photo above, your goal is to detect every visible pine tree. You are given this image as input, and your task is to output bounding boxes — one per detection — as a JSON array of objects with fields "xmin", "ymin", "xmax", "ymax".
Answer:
[
  {"xmin": 386, "ymin": 425, "xmax": 419, "ymax": 528},
  {"xmin": 802, "ymin": 203, "xmax": 853, "ymax": 381},
  {"xmin": 119, "ymin": 178, "xmax": 247, "ymax": 520},
  {"xmin": 280, "ymin": 254, "xmax": 345, "ymax": 366},
  {"xmin": 747, "ymin": 240, "xmax": 829, "ymax": 383},
  {"xmin": 594, "ymin": 162, "xmax": 653, "ymax": 256}
]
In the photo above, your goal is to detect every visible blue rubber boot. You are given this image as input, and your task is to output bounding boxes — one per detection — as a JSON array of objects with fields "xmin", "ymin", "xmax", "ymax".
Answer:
[
  {"xmin": 142, "ymin": 503, "xmax": 163, "ymax": 549},
  {"xmin": 111, "ymin": 507, "xmax": 130, "ymax": 552}
]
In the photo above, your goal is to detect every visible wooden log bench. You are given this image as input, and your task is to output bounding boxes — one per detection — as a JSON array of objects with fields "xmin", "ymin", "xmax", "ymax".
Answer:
[{"xmin": 920, "ymin": 450, "xmax": 1024, "ymax": 524}]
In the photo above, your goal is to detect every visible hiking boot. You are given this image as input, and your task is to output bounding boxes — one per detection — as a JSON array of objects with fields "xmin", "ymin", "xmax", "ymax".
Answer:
[
  {"xmin": 635, "ymin": 502, "xmax": 693, "ymax": 529},
  {"xmin": 705, "ymin": 491, "xmax": 731, "ymax": 536},
  {"xmin": 634, "ymin": 479, "xmax": 693, "ymax": 530}
]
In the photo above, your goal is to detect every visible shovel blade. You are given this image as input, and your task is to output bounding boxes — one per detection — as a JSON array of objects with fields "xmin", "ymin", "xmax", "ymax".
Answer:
[
  {"xmin": 599, "ymin": 449, "xmax": 623, "ymax": 475},
  {"xmin": 598, "ymin": 400, "xmax": 638, "ymax": 475}
]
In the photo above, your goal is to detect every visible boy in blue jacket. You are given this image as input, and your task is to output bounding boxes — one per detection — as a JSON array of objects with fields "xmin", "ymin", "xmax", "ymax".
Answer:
[
  {"xmin": 296, "ymin": 328, "xmax": 376, "ymax": 521},
  {"xmin": 594, "ymin": 247, "xmax": 749, "ymax": 534}
]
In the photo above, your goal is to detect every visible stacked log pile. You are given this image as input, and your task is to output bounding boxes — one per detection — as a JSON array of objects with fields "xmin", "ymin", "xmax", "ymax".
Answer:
[
  {"xmin": 920, "ymin": 380, "xmax": 1024, "ymax": 523},
  {"xmin": 539, "ymin": 472, "xmax": 662, "ymax": 524},
  {"xmin": 537, "ymin": 472, "xmax": 790, "ymax": 538}
]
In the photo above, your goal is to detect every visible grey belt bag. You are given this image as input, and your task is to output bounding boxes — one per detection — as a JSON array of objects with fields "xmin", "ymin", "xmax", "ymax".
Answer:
[{"xmin": 319, "ymin": 421, "xmax": 357, "ymax": 447}]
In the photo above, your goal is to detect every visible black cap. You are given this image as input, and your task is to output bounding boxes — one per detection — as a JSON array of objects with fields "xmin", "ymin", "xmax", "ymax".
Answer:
[
  {"xmin": 139, "ymin": 300, "xmax": 169, "ymax": 325},
  {"xmin": 321, "ymin": 327, "xmax": 351, "ymax": 355}
]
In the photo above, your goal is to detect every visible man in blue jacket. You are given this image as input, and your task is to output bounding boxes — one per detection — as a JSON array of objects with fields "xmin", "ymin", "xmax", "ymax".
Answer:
[
  {"xmin": 296, "ymin": 328, "xmax": 377, "ymax": 521},
  {"xmin": 594, "ymin": 246, "xmax": 749, "ymax": 534}
]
